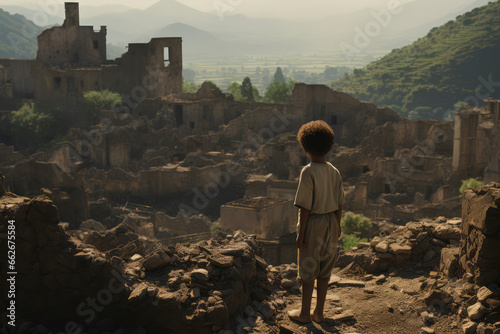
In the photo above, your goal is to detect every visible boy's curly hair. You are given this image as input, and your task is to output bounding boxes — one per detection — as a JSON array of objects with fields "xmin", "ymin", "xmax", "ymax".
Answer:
[{"xmin": 297, "ymin": 120, "xmax": 335, "ymax": 156}]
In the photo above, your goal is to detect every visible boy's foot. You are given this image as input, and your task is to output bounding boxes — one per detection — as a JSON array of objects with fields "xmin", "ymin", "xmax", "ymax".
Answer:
[
  {"xmin": 311, "ymin": 311, "xmax": 324, "ymax": 323},
  {"xmin": 288, "ymin": 309, "xmax": 312, "ymax": 323}
]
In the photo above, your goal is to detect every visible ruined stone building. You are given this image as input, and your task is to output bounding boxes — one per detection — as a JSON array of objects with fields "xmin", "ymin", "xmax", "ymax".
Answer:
[
  {"xmin": 292, "ymin": 83, "xmax": 402, "ymax": 146},
  {"xmin": 0, "ymin": 2, "xmax": 182, "ymax": 111},
  {"xmin": 453, "ymin": 99, "xmax": 500, "ymax": 183}
]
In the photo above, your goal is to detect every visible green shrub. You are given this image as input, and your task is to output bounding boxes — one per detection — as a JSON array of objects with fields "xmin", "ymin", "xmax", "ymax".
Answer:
[
  {"xmin": 83, "ymin": 90, "xmax": 121, "ymax": 123},
  {"xmin": 210, "ymin": 220, "xmax": 221, "ymax": 235},
  {"xmin": 340, "ymin": 234, "xmax": 368, "ymax": 251},
  {"xmin": 341, "ymin": 212, "xmax": 373, "ymax": 239},
  {"xmin": 11, "ymin": 103, "xmax": 57, "ymax": 147},
  {"xmin": 459, "ymin": 178, "xmax": 484, "ymax": 193},
  {"xmin": 183, "ymin": 80, "xmax": 200, "ymax": 93}
]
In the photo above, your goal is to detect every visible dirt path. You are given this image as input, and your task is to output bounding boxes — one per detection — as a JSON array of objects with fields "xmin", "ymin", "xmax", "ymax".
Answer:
[{"xmin": 248, "ymin": 266, "xmax": 460, "ymax": 334}]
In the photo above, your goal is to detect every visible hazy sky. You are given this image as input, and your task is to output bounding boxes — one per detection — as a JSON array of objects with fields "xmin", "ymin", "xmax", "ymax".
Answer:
[
  {"xmin": 3, "ymin": 0, "xmax": 485, "ymax": 22},
  {"xmin": 4, "ymin": 0, "xmax": 418, "ymax": 18}
]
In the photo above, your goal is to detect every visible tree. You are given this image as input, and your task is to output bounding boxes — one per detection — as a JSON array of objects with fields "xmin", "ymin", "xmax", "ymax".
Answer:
[
  {"xmin": 273, "ymin": 67, "xmax": 286, "ymax": 83},
  {"xmin": 183, "ymin": 80, "xmax": 199, "ymax": 93},
  {"xmin": 227, "ymin": 82, "xmax": 242, "ymax": 100},
  {"xmin": 264, "ymin": 79, "xmax": 294, "ymax": 103},
  {"xmin": 83, "ymin": 89, "xmax": 122, "ymax": 123},
  {"xmin": 252, "ymin": 86, "xmax": 261, "ymax": 101},
  {"xmin": 241, "ymin": 77, "xmax": 254, "ymax": 101},
  {"xmin": 11, "ymin": 103, "xmax": 57, "ymax": 149}
]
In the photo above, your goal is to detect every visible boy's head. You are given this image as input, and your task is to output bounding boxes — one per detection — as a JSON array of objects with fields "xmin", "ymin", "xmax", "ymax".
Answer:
[{"xmin": 297, "ymin": 120, "xmax": 335, "ymax": 156}]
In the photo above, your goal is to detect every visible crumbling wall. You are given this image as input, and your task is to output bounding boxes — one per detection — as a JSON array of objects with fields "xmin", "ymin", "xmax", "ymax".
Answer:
[
  {"xmin": 459, "ymin": 183, "xmax": 500, "ymax": 286},
  {"xmin": 0, "ymin": 144, "xmax": 25, "ymax": 167},
  {"xmin": 0, "ymin": 191, "xmax": 275, "ymax": 333},
  {"xmin": 105, "ymin": 38, "xmax": 182, "ymax": 97},
  {"xmin": 221, "ymin": 197, "xmax": 296, "ymax": 239},
  {"xmin": 4, "ymin": 159, "xmax": 89, "ymax": 226},
  {"xmin": 36, "ymin": 3, "xmax": 106, "ymax": 66},
  {"xmin": 221, "ymin": 106, "xmax": 292, "ymax": 141},
  {"xmin": 256, "ymin": 133, "xmax": 305, "ymax": 180},
  {"xmin": 33, "ymin": 63, "xmax": 102, "ymax": 114},
  {"xmin": 0, "ymin": 193, "xmax": 129, "ymax": 327},
  {"xmin": 0, "ymin": 65, "xmax": 12, "ymax": 99},
  {"xmin": 0, "ymin": 59, "xmax": 34, "ymax": 98},
  {"xmin": 452, "ymin": 110, "xmax": 493, "ymax": 179},
  {"xmin": 292, "ymin": 83, "xmax": 402, "ymax": 147}
]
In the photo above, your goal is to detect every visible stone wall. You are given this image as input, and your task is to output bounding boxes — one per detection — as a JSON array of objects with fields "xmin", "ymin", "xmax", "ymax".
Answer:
[
  {"xmin": 221, "ymin": 197, "xmax": 296, "ymax": 239},
  {"xmin": 36, "ymin": 3, "xmax": 106, "ymax": 67},
  {"xmin": 459, "ymin": 183, "xmax": 500, "ymax": 286},
  {"xmin": 292, "ymin": 83, "xmax": 402, "ymax": 147},
  {"xmin": 0, "ymin": 59, "xmax": 34, "ymax": 98}
]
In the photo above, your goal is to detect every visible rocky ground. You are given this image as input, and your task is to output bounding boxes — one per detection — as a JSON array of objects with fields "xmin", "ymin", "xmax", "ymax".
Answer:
[{"xmin": 1, "ymin": 183, "xmax": 500, "ymax": 334}]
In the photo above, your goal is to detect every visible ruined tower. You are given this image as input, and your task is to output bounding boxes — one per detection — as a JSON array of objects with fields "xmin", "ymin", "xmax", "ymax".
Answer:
[
  {"xmin": 36, "ymin": 2, "xmax": 106, "ymax": 67},
  {"xmin": 63, "ymin": 2, "xmax": 79, "ymax": 27}
]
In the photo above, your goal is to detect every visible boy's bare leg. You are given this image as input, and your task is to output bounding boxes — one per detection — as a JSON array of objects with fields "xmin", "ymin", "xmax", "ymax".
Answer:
[
  {"xmin": 288, "ymin": 282, "xmax": 314, "ymax": 323},
  {"xmin": 312, "ymin": 278, "xmax": 328, "ymax": 322}
]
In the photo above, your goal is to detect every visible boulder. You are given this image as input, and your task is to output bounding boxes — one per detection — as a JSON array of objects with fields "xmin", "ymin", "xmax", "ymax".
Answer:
[
  {"xmin": 142, "ymin": 250, "xmax": 172, "ymax": 271},
  {"xmin": 440, "ymin": 247, "xmax": 460, "ymax": 278},
  {"xmin": 468, "ymin": 302, "xmax": 486, "ymax": 320},
  {"xmin": 83, "ymin": 223, "xmax": 146, "ymax": 260},
  {"xmin": 459, "ymin": 183, "xmax": 500, "ymax": 286},
  {"xmin": 477, "ymin": 287, "xmax": 494, "ymax": 302},
  {"xmin": 433, "ymin": 224, "xmax": 461, "ymax": 241},
  {"xmin": 462, "ymin": 321, "xmax": 478, "ymax": 334},
  {"xmin": 388, "ymin": 243, "xmax": 412, "ymax": 255},
  {"xmin": 80, "ymin": 219, "xmax": 107, "ymax": 231},
  {"xmin": 375, "ymin": 240, "xmax": 390, "ymax": 253}
]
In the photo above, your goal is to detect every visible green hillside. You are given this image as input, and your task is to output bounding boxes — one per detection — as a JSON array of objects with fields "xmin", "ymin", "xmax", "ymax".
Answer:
[
  {"xmin": 331, "ymin": 1, "xmax": 500, "ymax": 119},
  {"xmin": 0, "ymin": 8, "xmax": 42, "ymax": 59}
]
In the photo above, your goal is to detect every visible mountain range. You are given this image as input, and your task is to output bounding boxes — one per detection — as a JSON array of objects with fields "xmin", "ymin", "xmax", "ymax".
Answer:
[
  {"xmin": 0, "ymin": 0, "xmax": 492, "ymax": 60},
  {"xmin": 332, "ymin": 0, "xmax": 500, "ymax": 116}
]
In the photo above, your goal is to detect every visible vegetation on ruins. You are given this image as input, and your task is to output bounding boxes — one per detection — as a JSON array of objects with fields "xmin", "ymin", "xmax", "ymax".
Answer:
[
  {"xmin": 459, "ymin": 178, "xmax": 484, "ymax": 194},
  {"xmin": 83, "ymin": 90, "xmax": 122, "ymax": 123},
  {"xmin": 183, "ymin": 80, "xmax": 200, "ymax": 93},
  {"xmin": 331, "ymin": 1, "xmax": 500, "ymax": 119},
  {"xmin": 340, "ymin": 212, "xmax": 373, "ymax": 250},
  {"xmin": 227, "ymin": 78, "xmax": 260, "ymax": 102},
  {"xmin": 203, "ymin": 80, "xmax": 220, "ymax": 91},
  {"xmin": 341, "ymin": 212, "xmax": 372, "ymax": 238},
  {"xmin": 341, "ymin": 234, "xmax": 369, "ymax": 251},
  {"xmin": 264, "ymin": 79, "xmax": 295, "ymax": 104},
  {"xmin": 210, "ymin": 220, "xmax": 221, "ymax": 235},
  {"xmin": 11, "ymin": 103, "xmax": 57, "ymax": 148}
]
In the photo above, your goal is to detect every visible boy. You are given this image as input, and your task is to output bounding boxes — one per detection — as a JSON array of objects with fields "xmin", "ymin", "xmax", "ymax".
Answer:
[{"xmin": 288, "ymin": 120, "xmax": 344, "ymax": 324}]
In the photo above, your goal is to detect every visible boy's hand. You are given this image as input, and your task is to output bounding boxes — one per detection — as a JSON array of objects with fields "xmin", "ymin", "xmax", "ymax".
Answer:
[{"xmin": 296, "ymin": 234, "xmax": 306, "ymax": 249}]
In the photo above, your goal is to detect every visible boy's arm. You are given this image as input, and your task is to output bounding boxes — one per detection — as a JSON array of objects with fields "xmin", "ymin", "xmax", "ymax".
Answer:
[
  {"xmin": 334, "ymin": 206, "xmax": 343, "ymax": 237},
  {"xmin": 296, "ymin": 207, "xmax": 310, "ymax": 249}
]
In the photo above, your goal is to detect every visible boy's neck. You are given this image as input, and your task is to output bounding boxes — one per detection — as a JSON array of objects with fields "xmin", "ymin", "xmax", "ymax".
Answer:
[{"xmin": 309, "ymin": 155, "xmax": 327, "ymax": 164}]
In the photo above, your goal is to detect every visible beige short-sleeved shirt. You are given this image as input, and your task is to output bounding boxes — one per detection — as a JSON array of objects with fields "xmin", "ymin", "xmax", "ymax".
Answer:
[{"xmin": 293, "ymin": 162, "xmax": 344, "ymax": 213}]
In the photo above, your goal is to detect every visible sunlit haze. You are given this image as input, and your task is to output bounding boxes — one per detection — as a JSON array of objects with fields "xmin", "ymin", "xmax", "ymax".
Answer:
[{"xmin": 0, "ymin": 0, "xmax": 437, "ymax": 18}]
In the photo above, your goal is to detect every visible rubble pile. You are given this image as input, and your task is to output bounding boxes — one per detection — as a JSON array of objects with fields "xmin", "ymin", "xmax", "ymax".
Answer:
[
  {"xmin": 337, "ymin": 216, "xmax": 462, "ymax": 273},
  {"xmin": 0, "ymin": 191, "xmax": 278, "ymax": 334}
]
